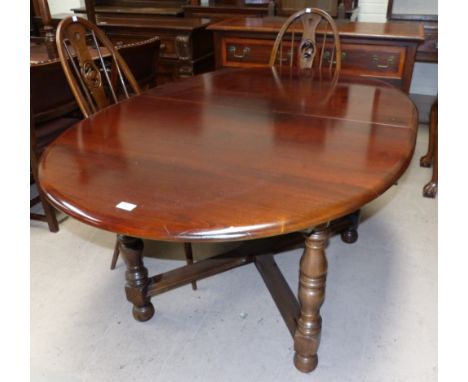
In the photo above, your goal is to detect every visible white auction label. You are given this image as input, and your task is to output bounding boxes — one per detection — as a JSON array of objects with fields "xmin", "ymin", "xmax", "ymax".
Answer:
[{"xmin": 116, "ymin": 201, "xmax": 137, "ymax": 211}]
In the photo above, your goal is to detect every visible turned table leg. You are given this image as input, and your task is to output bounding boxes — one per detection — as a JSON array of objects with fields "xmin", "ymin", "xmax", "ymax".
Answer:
[
  {"xmin": 117, "ymin": 235, "xmax": 155, "ymax": 322},
  {"xmin": 294, "ymin": 225, "xmax": 329, "ymax": 373}
]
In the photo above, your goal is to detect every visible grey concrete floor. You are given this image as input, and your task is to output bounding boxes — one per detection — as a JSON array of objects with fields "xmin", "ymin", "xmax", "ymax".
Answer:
[{"xmin": 30, "ymin": 126, "xmax": 437, "ymax": 382}]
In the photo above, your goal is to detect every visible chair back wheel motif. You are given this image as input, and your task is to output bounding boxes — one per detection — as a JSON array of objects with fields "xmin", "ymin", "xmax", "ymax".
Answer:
[{"xmin": 55, "ymin": 16, "xmax": 142, "ymax": 118}]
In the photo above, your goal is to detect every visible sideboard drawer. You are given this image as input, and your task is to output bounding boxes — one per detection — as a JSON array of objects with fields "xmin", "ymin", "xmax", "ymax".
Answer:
[
  {"xmin": 222, "ymin": 37, "xmax": 406, "ymax": 80},
  {"xmin": 335, "ymin": 43, "xmax": 406, "ymax": 80},
  {"xmin": 222, "ymin": 38, "xmax": 273, "ymax": 67}
]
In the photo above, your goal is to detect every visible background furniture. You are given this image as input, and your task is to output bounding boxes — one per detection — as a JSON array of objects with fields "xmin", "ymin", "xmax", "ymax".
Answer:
[
  {"xmin": 72, "ymin": 0, "xmax": 215, "ymax": 83},
  {"xmin": 39, "ymin": 67, "xmax": 418, "ymax": 373},
  {"xmin": 183, "ymin": 3, "xmax": 271, "ymax": 19},
  {"xmin": 115, "ymin": 36, "xmax": 162, "ymax": 89},
  {"xmin": 387, "ymin": 0, "xmax": 437, "ymax": 198},
  {"xmin": 387, "ymin": 0, "xmax": 437, "ymax": 63},
  {"xmin": 30, "ymin": 56, "xmax": 81, "ymax": 232},
  {"xmin": 208, "ymin": 18, "xmax": 424, "ymax": 92},
  {"xmin": 74, "ymin": 0, "xmax": 190, "ymax": 19},
  {"xmin": 68, "ymin": 1, "xmax": 360, "ymax": 83},
  {"xmin": 182, "ymin": 0, "xmax": 353, "ymax": 19},
  {"xmin": 72, "ymin": 0, "xmax": 354, "ymax": 20},
  {"xmin": 93, "ymin": 16, "xmax": 214, "ymax": 83},
  {"xmin": 420, "ymin": 98, "xmax": 437, "ymax": 198}
]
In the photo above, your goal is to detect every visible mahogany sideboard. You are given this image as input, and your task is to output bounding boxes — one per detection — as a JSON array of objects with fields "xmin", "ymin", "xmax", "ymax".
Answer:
[{"xmin": 208, "ymin": 17, "xmax": 424, "ymax": 92}]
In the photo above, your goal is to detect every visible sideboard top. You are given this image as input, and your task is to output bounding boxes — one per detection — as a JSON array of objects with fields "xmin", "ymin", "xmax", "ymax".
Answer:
[{"xmin": 208, "ymin": 17, "xmax": 425, "ymax": 41}]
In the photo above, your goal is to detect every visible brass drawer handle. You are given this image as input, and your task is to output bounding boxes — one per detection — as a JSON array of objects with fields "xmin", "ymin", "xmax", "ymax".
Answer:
[
  {"xmin": 323, "ymin": 51, "xmax": 346, "ymax": 65},
  {"xmin": 372, "ymin": 54, "xmax": 395, "ymax": 69},
  {"xmin": 228, "ymin": 45, "xmax": 250, "ymax": 59}
]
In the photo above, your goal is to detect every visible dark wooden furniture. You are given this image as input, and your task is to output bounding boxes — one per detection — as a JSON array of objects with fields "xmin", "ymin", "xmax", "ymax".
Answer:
[
  {"xmin": 73, "ymin": 0, "xmax": 190, "ymax": 19},
  {"xmin": 277, "ymin": 0, "xmax": 338, "ymax": 17},
  {"xmin": 269, "ymin": 8, "xmax": 341, "ymax": 71},
  {"xmin": 183, "ymin": 4, "xmax": 271, "ymax": 19},
  {"xmin": 55, "ymin": 16, "xmax": 142, "ymax": 118},
  {"xmin": 208, "ymin": 17, "xmax": 424, "ymax": 92},
  {"xmin": 31, "ymin": 38, "xmax": 59, "ymax": 62},
  {"xmin": 39, "ymin": 67, "xmax": 417, "ymax": 373},
  {"xmin": 386, "ymin": 2, "xmax": 437, "ymax": 197},
  {"xmin": 71, "ymin": 0, "xmax": 215, "ymax": 83},
  {"xmin": 184, "ymin": 0, "xmax": 359, "ymax": 19},
  {"xmin": 90, "ymin": 16, "xmax": 214, "ymax": 82},
  {"xmin": 30, "ymin": 56, "xmax": 81, "ymax": 232},
  {"xmin": 386, "ymin": 0, "xmax": 437, "ymax": 63},
  {"xmin": 420, "ymin": 98, "xmax": 437, "ymax": 198},
  {"xmin": 115, "ymin": 37, "xmax": 162, "ymax": 89}
]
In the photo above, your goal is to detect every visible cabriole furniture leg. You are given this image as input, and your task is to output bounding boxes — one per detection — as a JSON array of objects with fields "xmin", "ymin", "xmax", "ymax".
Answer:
[
  {"xmin": 294, "ymin": 225, "xmax": 329, "ymax": 372},
  {"xmin": 423, "ymin": 99, "xmax": 438, "ymax": 198},
  {"xmin": 118, "ymin": 235, "xmax": 155, "ymax": 322}
]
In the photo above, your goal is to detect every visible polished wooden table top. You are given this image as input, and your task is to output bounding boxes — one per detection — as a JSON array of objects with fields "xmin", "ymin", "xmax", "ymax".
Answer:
[{"xmin": 39, "ymin": 68, "xmax": 417, "ymax": 242}]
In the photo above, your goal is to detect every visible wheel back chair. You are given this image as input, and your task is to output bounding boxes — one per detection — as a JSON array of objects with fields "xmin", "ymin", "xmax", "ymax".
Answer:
[
  {"xmin": 55, "ymin": 16, "xmax": 195, "ymax": 283},
  {"xmin": 269, "ymin": 8, "xmax": 361, "ymax": 243},
  {"xmin": 269, "ymin": 7, "xmax": 341, "ymax": 73},
  {"xmin": 30, "ymin": 57, "xmax": 82, "ymax": 232}
]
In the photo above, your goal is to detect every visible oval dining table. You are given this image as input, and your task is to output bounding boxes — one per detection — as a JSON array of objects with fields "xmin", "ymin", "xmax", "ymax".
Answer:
[{"xmin": 39, "ymin": 67, "xmax": 418, "ymax": 373}]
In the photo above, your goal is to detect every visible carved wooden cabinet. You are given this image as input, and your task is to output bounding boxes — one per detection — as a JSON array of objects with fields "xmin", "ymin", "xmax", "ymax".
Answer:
[
  {"xmin": 72, "ymin": 0, "xmax": 191, "ymax": 18},
  {"xmin": 71, "ymin": 1, "xmax": 215, "ymax": 83},
  {"xmin": 97, "ymin": 16, "xmax": 214, "ymax": 82},
  {"xmin": 208, "ymin": 17, "xmax": 424, "ymax": 92}
]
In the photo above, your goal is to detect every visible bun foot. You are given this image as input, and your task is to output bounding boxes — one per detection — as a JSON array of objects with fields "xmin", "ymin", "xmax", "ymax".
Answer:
[
  {"xmin": 423, "ymin": 182, "xmax": 437, "ymax": 198},
  {"xmin": 294, "ymin": 353, "xmax": 318, "ymax": 373},
  {"xmin": 420, "ymin": 155, "xmax": 432, "ymax": 168},
  {"xmin": 132, "ymin": 302, "xmax": 155, "ymax": 322},
  {"xmin": 341, "ymin": 228, "xmax": 358, "ymax": 244}
]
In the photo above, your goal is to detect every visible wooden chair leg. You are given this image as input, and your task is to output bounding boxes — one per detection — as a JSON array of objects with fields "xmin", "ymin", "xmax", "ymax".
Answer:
[
  {"xmin": 184, "ymin": 243, "xmax": 197, "ymax": 290},
  {"xmin": 38, "ymin": 189, "xmax": 59, "ymax": 232},
  {"xmin": 423, "ymin": 100, "xmax": 438, "ymax": 198},
  {"xmin": 30, "ymin": 158, "xmax": 59, "ymax": 232},
  {"xmin": 110, "ymin": 236, "xmax": 120, "ymax": 270}
]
